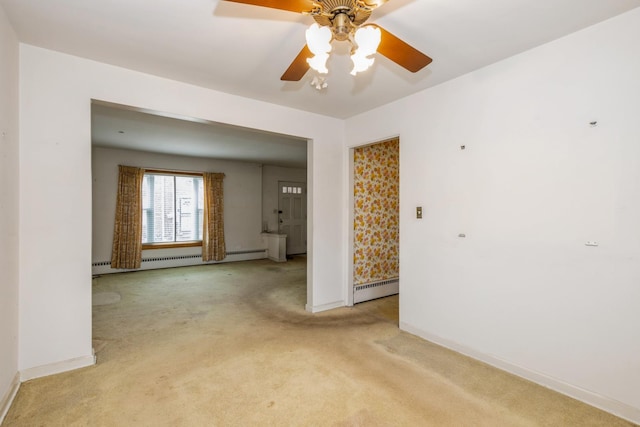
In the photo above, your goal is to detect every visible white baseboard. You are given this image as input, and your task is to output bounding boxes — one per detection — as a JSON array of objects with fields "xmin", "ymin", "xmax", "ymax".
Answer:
[
  {"xmin": 0, "ymin": 372, "xmax": 20, "ymax": 424},
  {"xmin": 20, "ymin": 353, "xmax": 96, "ymax": 382},
  {"xmin": 400, "ymin": 322, "xmax": 640, "ymax": 425},
  {"xmin": 306, "ymin": 300, "xmax": 345, "ymax": 313},
  {"xmin": 92, "ymin": 250, "xmax": 267, "ymax": 275}
]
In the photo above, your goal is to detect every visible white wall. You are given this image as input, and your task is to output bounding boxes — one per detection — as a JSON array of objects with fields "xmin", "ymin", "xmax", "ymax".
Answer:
[
  {"xmin": 262, "ymin": 165, "xmax": 307, "ymax": 233},
  {"xmin": 19, "ymin": 45, "xmax": 346, "ymax": 374},
  {"xmin": 346, "ymin": 9, "xmax": 640, "ymax": 423},
  {"xmin": 0, "ymin": 4, "xmax": 20, "ymax": 420},
  {"xmin": 92, "ymin": 146, "xmax": 267, "ymax": 272}
]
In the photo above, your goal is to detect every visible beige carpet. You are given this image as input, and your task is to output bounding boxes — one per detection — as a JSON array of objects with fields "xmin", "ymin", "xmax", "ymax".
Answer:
[
  {"xmin": 92, "ymin": 291, "xmax": 121, "ymax": 306},
  {"xmin": 4, "ymin": 257, "xmax": 634, "ymax": 426}
]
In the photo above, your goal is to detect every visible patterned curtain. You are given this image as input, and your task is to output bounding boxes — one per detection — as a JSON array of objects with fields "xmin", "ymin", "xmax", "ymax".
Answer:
[
  {"xmin": 202, "ymin": 172, "xmax": 226, "ymax": 261},
  {"xmin": 111, "ymin": 165, "xmax": 144, "ymax": 269}
]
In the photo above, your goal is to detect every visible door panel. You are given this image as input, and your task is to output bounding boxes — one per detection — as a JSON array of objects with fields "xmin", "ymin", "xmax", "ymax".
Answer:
[{"xmin": 278, "ymin": 181, "xmax": 307, "ymax": 255}]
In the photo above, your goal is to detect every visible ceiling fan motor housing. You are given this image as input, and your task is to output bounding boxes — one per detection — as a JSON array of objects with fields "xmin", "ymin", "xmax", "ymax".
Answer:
[
  {"xmin": 332, "ymin": 11, "xmax": 352, "ymax": 41},
  {"xmin": 311, "ymin": 0, "xmax": 373, "ymax": 41}
]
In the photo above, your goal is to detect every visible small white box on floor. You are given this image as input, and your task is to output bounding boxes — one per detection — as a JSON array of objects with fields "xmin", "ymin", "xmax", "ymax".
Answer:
[{"xmin": 262, "ymin": 232, "xmax": 287, "ymax": 262}]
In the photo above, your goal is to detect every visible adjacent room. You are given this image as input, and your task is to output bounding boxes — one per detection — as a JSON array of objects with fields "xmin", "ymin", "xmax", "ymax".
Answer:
[
  {"xmin": 1, "ymin": 0, "xmax": 639, "ymax": 425},
  {"xmin": 90, "ymin": 102, "xmax": 309, "ymax": 274}
]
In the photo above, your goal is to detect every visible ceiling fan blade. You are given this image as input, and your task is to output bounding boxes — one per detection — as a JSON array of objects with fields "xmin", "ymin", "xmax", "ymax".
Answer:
[
  {"xmin": 281, "ymin": 45, "xmax": 312, "ymax": 81},
  {"xmin": 364, "ymin": 0, "xmax": 390, "ymax": 8},
  {"xmin": 374, "ymin": 25, "xmax": 432, "ymax": 73},
  {"xmin": 221, "ymin": 0, "xmax": 312, "ymax": 14}
]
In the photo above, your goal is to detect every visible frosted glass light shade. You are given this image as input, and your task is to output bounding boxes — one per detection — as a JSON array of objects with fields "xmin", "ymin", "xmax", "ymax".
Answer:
[
  {"xmin": 350, "ymin": 25, "xmax": 381, "ymax": 76},
  {"xmin": 305, "ymin": 23, "xmax": 332, "ymax": 74}
]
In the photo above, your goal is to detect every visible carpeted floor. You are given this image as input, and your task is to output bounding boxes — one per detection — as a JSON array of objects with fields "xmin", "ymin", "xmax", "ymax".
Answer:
[{"xmin": 3, "ymin": 256, "xmax": 635, "ymax": 426}]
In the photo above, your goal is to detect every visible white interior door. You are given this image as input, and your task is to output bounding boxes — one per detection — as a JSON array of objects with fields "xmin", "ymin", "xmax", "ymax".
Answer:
[{"xmin": 278, "ymin": 181, "xmax": 306, "ymax": 255}]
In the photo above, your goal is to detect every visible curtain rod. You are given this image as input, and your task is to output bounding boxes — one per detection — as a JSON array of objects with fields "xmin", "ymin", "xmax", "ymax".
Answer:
[{"xmin": 140, "ymin": 167, "xmax": 224, "ymax": 177}]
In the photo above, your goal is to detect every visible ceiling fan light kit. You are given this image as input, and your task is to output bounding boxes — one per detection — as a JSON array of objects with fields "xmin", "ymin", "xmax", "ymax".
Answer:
[
  {"xmin": 223, "ymin": 0, "xmax": 432, "ymax": 85},
  {"xmin": 305, "ymin": 23, "xmax": 333, "ymax": 74},
  {"xmin": 350, "ymin": 25, "xmax": 381, "ymax": 75}
]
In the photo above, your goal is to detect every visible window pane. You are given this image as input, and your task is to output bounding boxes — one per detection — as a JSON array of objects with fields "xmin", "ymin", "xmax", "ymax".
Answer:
[
  {"xmin": 142, "ymin": 176, "xmax": 151, "ymax": 243},
  {"xmin": 197, "ymin": 178, "xmax": 204, "ymax": 240},
  {"xmin": 175, "ymin": 176, "xmax": 203, "ymax": 242},
  {"xmin": 157, "ymin": 175, "xmax": 176, "ymax": 243},
  {"xmin": 142, "ymin": 174, "xmax": 175, "ymax": 243},
  {"xmin": 142, "ymin": 173, "xmax": 204, "ymax": 244}
]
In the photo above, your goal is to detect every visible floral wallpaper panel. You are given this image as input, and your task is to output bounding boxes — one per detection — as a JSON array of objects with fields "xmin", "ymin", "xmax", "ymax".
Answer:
[{"xmin": 353, "ymin": 138, "xmax": 399, "ymax": 286}]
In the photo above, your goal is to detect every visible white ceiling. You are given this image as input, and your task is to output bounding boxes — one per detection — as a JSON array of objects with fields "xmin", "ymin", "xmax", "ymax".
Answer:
[
  {"xmin": 4, "ymin": 0, "xmax": 639, "ymax": 119},
  {"xmin": 91, "ymin": 102, "xmax": 308, "ymax": 168},
  {"xmin": 4, "ymin": 0, "xmax": 639, "ymax": 164}
]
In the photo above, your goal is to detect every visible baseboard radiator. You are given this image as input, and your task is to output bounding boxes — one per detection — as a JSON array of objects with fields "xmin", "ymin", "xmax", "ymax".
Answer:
[
  {"xmin": 354, "ymin": 277, "xmax": 399, "ymax": 304},
  {"xmin": 92, "ymin": 249, "xmax": 267, "ymax": 275}
]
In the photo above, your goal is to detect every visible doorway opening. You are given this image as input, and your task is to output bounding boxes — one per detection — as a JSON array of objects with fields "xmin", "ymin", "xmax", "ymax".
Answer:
[
  {"xmin": 350, "ymin": 137, "xmax": 400, "ymax": 304},
  {"xmin": 90, "ymin": 100, "xmax": 310, "ymax": 318}
]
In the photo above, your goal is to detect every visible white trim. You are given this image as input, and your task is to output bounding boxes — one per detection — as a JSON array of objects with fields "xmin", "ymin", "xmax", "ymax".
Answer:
[
  {"xmin": 306, "ymin": 300, "xmax": 345, "ymax": 313},
  {"xmin": 400, "ymin": 322, "xmax": 640, "ymax": 425},
  {"xmin": 92, "ymin": 250, "xmax": 267, "ymax": 275},
  {"xmin": 20, "ymin": 353, "xmax": 96, "ymax": 382},
  {"xmin": 305, "ymin": 138, "xmax": 314, "ymax": 313},
  {"xmin": 0, "ymin": 372, "xmax": 20, "ymax": 424},
  {"xmin": 346, "ymin": 147, "xmax": 355, "ymax": 307},
  {"xmin": 346, "ymin": 135, "xmax": 401, "ymax": 308}
]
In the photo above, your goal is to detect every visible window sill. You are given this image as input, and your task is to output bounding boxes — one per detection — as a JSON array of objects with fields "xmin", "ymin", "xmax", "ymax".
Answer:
[{"xmin": 142, "ymin": 241, "xmax": 202, "ymax": 250}]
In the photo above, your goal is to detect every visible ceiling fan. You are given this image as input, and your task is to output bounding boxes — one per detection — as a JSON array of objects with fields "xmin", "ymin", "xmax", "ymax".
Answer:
[{"xmin": 221, "ymin": 0, "xmax": 432, "ymax": 81}]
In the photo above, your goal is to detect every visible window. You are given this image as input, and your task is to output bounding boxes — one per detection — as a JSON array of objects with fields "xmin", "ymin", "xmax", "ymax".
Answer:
[
  {"xmin": 142, "ymin": 173, "xmax": 204, "ymax": 245},
  {"xmin": 282, "ymin": 185, "xmax": 302, "ymax": 194}
]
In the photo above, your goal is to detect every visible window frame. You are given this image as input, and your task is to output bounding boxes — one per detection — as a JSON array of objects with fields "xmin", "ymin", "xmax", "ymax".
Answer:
[{"xmin": 141, "ymin": 169, "xmax": 204, "ymax": 250}]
